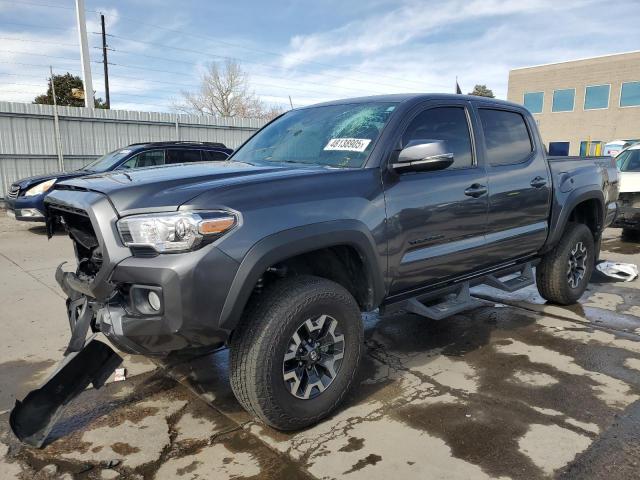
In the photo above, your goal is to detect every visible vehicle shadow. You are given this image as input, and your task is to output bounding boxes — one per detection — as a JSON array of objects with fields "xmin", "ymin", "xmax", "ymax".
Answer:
[
  {"xmin": 156, "ymin": 305, "xmax": 537, "ymax": 433},
  {"xmin": 27, "ymin": 224, "xmax": 65, "ymax": 236},
  {"xmin": 9, "ymin": 305, "xmax": 534, "ymax": 451}
]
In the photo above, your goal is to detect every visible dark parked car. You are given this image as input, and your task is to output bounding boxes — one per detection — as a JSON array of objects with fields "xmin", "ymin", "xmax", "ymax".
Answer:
[
  {"xmin": 11, "ymin": 94, "xmax": 619, "ymax": 446},
  {"xmin": 5, "ymin": 141, "xmax": 232, "ymax": 222}
]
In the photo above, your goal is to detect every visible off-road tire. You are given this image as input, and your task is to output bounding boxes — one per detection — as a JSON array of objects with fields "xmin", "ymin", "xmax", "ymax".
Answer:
[
  {"xmin": 621, "ymin": 228, "xmax": 640, "ymax": 242},
  {"xmin": 229, "ymin": 275, "xmax": 363, "ymax": 430},
  {"xmin": 536, "ymin": 222, "xmax": 595, "ymax": 305}
]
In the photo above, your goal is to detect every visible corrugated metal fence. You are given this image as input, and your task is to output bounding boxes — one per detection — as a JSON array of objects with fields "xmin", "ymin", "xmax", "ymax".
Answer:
[{"xmin": 0, "ymin": 101, "xmax": 266, "ymax": 198}]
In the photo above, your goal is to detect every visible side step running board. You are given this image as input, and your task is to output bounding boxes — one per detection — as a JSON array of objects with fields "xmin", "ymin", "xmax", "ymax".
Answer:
[
  {"xmin": 484, "ymin": 262, "xmax": 534, "ymax": 293},
  {"xmin": 404, "ymin": 282, "xmax": 484, "ymax": 321}
]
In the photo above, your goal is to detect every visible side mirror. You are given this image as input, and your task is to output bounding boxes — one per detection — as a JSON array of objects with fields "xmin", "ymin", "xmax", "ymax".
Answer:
[{"xmin": 392, "ymin": 140, "xmax": 454, "ymax": 173}]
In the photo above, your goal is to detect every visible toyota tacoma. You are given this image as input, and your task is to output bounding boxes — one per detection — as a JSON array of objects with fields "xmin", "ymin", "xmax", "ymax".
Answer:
[{"xmin": 11, "ymin": 94, "xmax": 619, "ymax": 445}]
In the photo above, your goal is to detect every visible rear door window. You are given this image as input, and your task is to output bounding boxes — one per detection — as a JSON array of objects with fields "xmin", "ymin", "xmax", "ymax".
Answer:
[
  {"xmin": 119, "ymin": 150, "xmax": 165, "ymax": 169},
  {"xmin": 203, "ymin": 150, "xmax": 229, "ymax": 161},
  {"xmin": 478, "ymin": 109, "xmax": 533, "ymax": 166},
  {"xmin": 166, "ymin": 149, "xmax": 203, "ymax": 164}
]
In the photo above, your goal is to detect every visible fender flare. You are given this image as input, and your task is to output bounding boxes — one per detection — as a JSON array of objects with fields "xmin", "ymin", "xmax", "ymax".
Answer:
[
  {"xmin": 218, "ymin": 220, "xmax": 385, "ymax": 331},
  {"xmin": 544, "ymin": 185, "xmax": 605, "ymax": 251}
]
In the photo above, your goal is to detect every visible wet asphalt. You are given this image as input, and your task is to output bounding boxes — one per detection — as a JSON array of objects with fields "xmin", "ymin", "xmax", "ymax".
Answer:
[{"xmin": 0, "ymin": 222, "xmax": 639, "ymax": 479}]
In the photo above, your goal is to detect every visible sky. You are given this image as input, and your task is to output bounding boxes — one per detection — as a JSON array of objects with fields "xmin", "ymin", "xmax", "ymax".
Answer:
[{"xmin": 0, "ymin": 0, "xmax": 638, "ymax": 113}]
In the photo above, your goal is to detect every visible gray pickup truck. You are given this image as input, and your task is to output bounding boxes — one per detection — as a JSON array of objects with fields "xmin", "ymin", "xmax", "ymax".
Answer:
[{"xmin": 11, "ymin": 94, "xmax": 619, "ymax": 445}]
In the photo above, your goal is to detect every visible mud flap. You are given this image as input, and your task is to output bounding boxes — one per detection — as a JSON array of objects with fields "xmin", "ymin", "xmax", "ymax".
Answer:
[{"xmin": 9, "ymin": 336, "xmax": 122, "ymax": 448}]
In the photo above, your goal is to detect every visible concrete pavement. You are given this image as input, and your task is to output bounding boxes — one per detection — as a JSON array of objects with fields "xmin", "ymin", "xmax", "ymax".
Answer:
[{"xmin": 1, "ymin": 217, "xmax": 639, "ymax": 479}]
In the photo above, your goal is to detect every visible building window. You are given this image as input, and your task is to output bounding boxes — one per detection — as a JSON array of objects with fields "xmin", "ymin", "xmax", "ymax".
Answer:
[
  {"xmin": 620, "ymin": 81, "xmax": 640, "ymax": 107},
  {"xmin": 552, "ymin": 89, "xmax": 575, "ymax": 112},
  {"xmin": 584, "ymin": 85, "xmax": 610, "ymax": 110},
  {"xmin": 523, "ymin": 92, "xmax": 544, "ymax": 114},
  {"xmin": 549, "ymin": 142, "xmax": 570, "ymax": 156},
  {"xmin": 579, "ymin": 140, "xmax": 603, "ymax": 156}
]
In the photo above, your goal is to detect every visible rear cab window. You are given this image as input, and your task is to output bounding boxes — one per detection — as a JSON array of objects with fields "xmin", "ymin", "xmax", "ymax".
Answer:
[
  {"xmin": 119, "ymin": 150, "xmax": 165, "ymax": 169},
  {"xmin": 478, "ymin": 109, "xmax": 533, "ymax": 166},
  {"xmin": 166, "ymin": 149, "xmax": 203, "ymax": 164},
  {"xmin": 203, "ymin": 150, "xmax": 229, "ymax": 161}
]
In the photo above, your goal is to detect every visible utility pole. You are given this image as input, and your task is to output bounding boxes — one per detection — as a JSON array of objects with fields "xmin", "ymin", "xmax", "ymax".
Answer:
[
  {"xmin": 288, "ymin": 95, "xmax": 294, "ymax": 109},
  {"xmin": 75, "ymin": 0, "xmax": 94, "ymax": 108},
  {"xmin": 100, "ymin": 14, "xmax": 110, "ymax": 108},
  {"xmin": 49, "ymin": 66, "xmax": 65, "ymax": 171}
]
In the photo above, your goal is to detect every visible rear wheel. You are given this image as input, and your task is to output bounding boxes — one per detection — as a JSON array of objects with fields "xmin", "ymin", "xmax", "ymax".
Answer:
[
  {"xmin": 229, "ymin": 275, "xmax": 363, "ymax": 430},
  {"xmin": 622, "ymin": 228, "xmax": 640, "ymax": 242},
  {"xmin": 536, "ymin": 223, "xmax": 595, "ymax": 305}
]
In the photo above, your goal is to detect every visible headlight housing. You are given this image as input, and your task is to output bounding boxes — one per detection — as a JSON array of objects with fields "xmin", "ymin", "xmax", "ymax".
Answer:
[
  {"xmin": 117, "ymin": 211, "xmax": 237, "ymax": 253},
  {"xmin": 25, "ymin": 178, "xmax": 56, "ymax": 197}
]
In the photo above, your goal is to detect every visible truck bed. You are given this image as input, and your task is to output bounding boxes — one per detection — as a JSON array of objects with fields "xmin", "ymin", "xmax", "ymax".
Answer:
[{"xmin": 547, "ymin": 155, "xmax": 618, "ymax": 204}]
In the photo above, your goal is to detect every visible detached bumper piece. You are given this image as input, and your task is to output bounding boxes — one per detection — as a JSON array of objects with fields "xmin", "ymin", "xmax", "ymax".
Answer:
[
  {"xmin": 10, "ymin": 337, "xmax": 122, "ymax": 448},
  {"xmin": 11, "ymin": 264, "xmax": 122, "ymax": 448}
]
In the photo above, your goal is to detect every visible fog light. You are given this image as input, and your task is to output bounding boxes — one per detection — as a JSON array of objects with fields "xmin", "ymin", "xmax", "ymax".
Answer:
[
  {"xmin": 148, "ymin": 291, "xmax": 161, "ymax": 311},
  {"xmin": 18, "ymin": 208, "xmax": 44, "ymax": 218}
]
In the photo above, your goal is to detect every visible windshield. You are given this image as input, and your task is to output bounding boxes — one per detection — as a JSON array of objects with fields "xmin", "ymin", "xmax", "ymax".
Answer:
[
  {"xmin": 616, "ymin": 149, "xmax": 640, "ymax": 172},
  {"xmin": 82, "ymin": 148, "xmax": 134, "ymax": 172},
  {"xmin": 230, "ymin": 102, "xmax": 397, "ymax": 168}
]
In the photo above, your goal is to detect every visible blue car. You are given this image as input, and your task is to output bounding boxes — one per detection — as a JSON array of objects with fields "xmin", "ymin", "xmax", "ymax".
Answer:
[{"xmin": 5, "ymin": 141, "xmax": 232, "ymax": 222}]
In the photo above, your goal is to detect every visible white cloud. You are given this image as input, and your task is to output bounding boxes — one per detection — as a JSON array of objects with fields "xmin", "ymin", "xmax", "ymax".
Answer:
[
  {"xmin": 281, "ymin": 0, "xmax": 587, "ymax": 68},
  {"xmin": 276, "ymin": 0, "xmax": 636, "ymax": 100}
]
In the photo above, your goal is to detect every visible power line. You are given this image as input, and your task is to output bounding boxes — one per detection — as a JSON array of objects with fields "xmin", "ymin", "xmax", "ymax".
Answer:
[
  {"xmin": 0, "ymin": 61, "xmax": 82, "ymax": 72},
  {"xmin": 0, "ymin": 0, "xmax": 99, "ymax": 13},
  {"xmin": 101, "ymin": 33, "xmax": 401, "ymax": 94},
  {"xmin": 96, "ymin": 10, "xmax": 427, "ymax": 89},
  {"xmin": 0, "ymin": 49, "xmax": 80, "ymax": 63},
  {"xmin": 0, "ymin": 21, "xmax": 73, "ymax": 32},
  {"xmin": 99, "ymin": 48, "xmax": 360, "ymax": 98},
  {"xmin": 0, "ymin": 36, "xmax": 77, "ymax": 47},
  {"xmin": 102, "ymin": 35, "xmax": 386, "ymax": 96}
]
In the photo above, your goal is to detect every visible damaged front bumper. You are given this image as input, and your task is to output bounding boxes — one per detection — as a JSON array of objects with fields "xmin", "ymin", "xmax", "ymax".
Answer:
[
  {"xmin": 613, "ymin": 193, "xmax": 640, "ymax": 230},
  {"xmin": 44, "ymin": 188, "xmax": 238, "ymax": 356},
  {"xmin": 10, "ymin": 188, "xmax": 240, "ymax": 447}
]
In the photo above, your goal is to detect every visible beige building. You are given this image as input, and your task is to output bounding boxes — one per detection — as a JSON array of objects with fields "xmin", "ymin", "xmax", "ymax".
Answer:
[{"xmin": 507, "ymin": 51, "xmax": 640, "ymax": 156}]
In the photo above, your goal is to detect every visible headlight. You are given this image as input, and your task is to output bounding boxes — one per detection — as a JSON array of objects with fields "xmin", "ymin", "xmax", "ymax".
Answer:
[
  {"xmin": 25, "ymin": 178, "xmax": 56, "ymax": 196},
  {"xmin": 117, "ymin": 211, "xmax": 237, "ymax": 253}
]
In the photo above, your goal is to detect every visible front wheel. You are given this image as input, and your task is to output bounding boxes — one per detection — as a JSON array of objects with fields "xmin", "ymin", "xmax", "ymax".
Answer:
[
  {"xmin": 536, "ymin": 223, "xmax": 595, "ymax": 305},
  {"xmin": 229, "ymin": 275, "xmax": 363, "ymax": 430}
]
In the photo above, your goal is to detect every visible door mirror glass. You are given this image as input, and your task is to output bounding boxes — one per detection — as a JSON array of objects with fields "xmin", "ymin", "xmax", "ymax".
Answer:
[{"xmin": 392, "ymin": 140, "xmax": 454, "ymax": 173}]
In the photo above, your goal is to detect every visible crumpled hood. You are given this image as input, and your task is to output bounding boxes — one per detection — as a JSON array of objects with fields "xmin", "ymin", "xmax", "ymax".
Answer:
[
  {"xmin": 13, "ymin": 170, "xmax": 86, "ymax": 190},
  {"xmin": 53, "ymin": 162, "xmax": 328, "ymax": 215}
]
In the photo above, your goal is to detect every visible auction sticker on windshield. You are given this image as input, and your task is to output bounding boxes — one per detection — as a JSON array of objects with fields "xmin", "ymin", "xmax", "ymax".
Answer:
[{"xmin": 324, "ymin": 138, "xmax": 371, "ymax": 152}]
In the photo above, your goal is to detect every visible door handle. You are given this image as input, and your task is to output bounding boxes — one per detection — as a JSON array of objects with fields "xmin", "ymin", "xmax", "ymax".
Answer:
[
  {"xmin": 530, "ymin": 176, "xmax": 547, "ymax": 188},
  {"xmin": 464, "ymin": 184, "xmax": 488, "ymax": 198}
]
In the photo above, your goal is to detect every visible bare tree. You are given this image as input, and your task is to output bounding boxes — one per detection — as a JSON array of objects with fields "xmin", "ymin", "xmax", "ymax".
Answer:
[{"xmin": 174, "ymin": 60, "xmax": 284, "ymax": 120}]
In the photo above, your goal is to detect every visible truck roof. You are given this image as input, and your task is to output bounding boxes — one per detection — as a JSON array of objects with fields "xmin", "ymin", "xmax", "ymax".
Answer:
[
  {"xmin": 305, "ymin": 93, "xmax": 524, "ymax": 110},
  {"xmin": 127, "ymin": 141, "xmax": 228, "ymax": 149}
]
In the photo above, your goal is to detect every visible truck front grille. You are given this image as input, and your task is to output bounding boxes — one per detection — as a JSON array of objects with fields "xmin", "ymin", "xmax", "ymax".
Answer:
[
  {"xmin": 7, "ymin": 184, "xmax": 20, "ymax": 199},
  {"xmin": 48, "ymin": 203, "xmax": 103, "ymax": 279}
]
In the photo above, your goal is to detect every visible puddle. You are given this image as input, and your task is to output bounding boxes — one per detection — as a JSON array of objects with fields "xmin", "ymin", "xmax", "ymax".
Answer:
[
  {"xmin": 0, "ymin": 359, "xmax": 55, "ymax": 410},
  {"xmin": 601, "ymin": 236, "xmax": 640, "ymax": 256}
]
